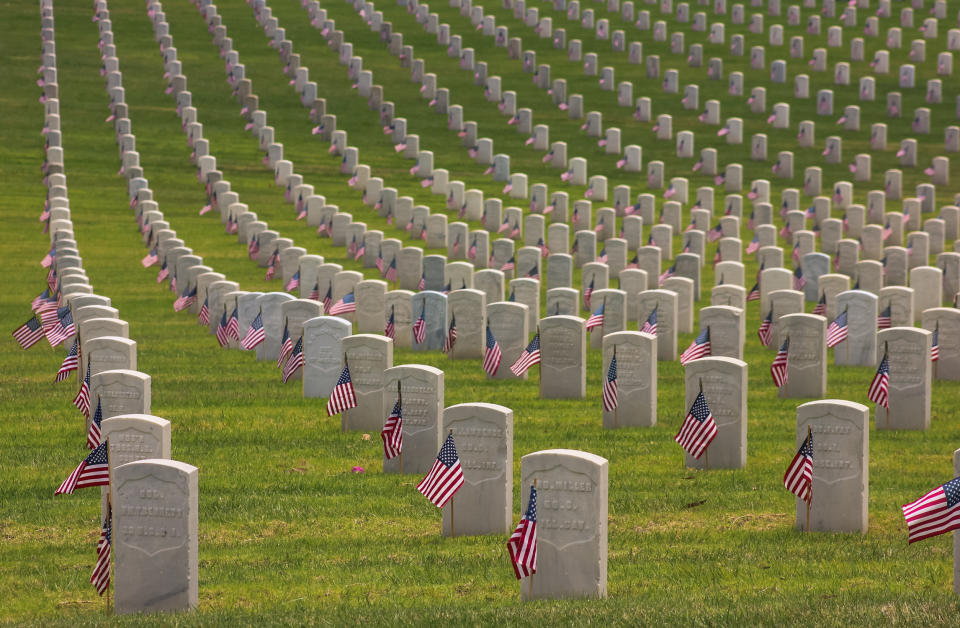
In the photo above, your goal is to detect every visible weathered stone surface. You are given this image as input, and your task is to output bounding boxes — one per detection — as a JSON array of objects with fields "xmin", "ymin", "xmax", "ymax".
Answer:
[
  {"xmin": 540, "ymin": 315, "xmax": 586, "ymax": 398},
  {"xmin": 383, "ymin": 365, "xmax": 444, "ymax": 475},
  {"xmin": 778, "ymin": 313, "xmax": 827, "ymax": 398},
  {"xmin": 302, "ymin": 316, "xmax": 351, "ymax": 398},
  {"xmin": 341, "ymin": 334, "xmax": 393, "ymax": 431},
  {"xmin": 684, "ymin": 357, "xmax": 747, "ymax": 469},
  {"xmin": 876, "ymin": 327, "xmax": 931, "ymax": 430},
  {"xmin": 602, "ymin": 332, "xmax": 657, "ymax": 428}
]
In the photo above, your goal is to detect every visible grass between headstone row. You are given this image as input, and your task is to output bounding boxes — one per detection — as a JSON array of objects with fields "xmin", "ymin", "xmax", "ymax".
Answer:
[{"xmin": 3, "ymin": 0, "xmax": 960, "ymax": 623}]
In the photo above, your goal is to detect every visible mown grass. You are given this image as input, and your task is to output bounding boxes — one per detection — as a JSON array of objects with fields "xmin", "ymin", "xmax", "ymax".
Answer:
[{"xmin": 3, "ymin": 0, "xmax": 960, "ymax": 624}]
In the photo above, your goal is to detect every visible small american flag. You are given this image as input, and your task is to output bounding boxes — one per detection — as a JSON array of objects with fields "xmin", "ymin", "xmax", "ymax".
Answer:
[
  {"xmin": 877, "ymin": 304, "xmax": 891, "ymax": 330},
  {"xmin": 417, "ymin": 274, "xmax": 426, "ymax": 291},
  {"xmin": 173, "ymin": 286, "xmax": 197, "ymax": 312},
  {"xmin": 583, "ymin": 277, "xmax": 595, "ymax": 309},
  {"xmin": 747, "ymin": 282, "xmax": 760, "ymax": 302},
  {"xmin": 13, "ymin": 316, "xmax": 45, "ymax": 349},
  {"xmin": 277, "ymin": 322, "xmax": 293, "ymax": 367},
  {"xmin": 443, "ymin": 314, "xmax": 457, "ymax": 353},
  {"xmin": 507, "ymin": 485, "xmax": 538, "ymax": 579},
  {"xmin": 74, "ymin": 362, "xmax": 91, "ymax": 418},
  {"xmin": 376, "ymin": 249, "xmax": 385, "ymax": 272},
  {"xmin": 510, "ymin": 333, "xmax": 541, "ymax": 376},
  {"xmin": 384, "ymin": 258, "xmax": 398, "ymax": 282},
  {"xmin": 468, "ymin": 238, "xmax": 477, "ymax": 259},
  {"xmin": 658, "ymin": 264, "xmax": 676, "ymax": 287},
  {"xmin": 413, "ymin": 306, "xmax": 427, "ymax": 344},
  {"xmin": 281, "ymin": 337, "xmax": 304, "ymax": 383},
  {"xmin": 867, "ymin": 353, "xmax": 890, "ymax": 409},
  {"xmin": 602, "ymin": 354, "xmax": 618, "ymax": 412},
  {"xmin": 322, "ymin": 285, "xmax": 333, "ymax": 314},
  {"xmin": 707, "ymin": 224, "xmax": 723, "ymax": 242},
  {"xmin": 902, "ymin": 477, "xmax": 960, "ymax": 543},
  {"xmin": 783, "ymin": 432, "xmax": 813, "ymax": 503},
  {"xmin": 248, "ymin": 235, "xmax": 260, "ymax": 259},
  {"xmin": 381, "ymin": 400, "xmax": 402, "ymax": 460},
  {"xmin": 56, "ymin": 339, "xmax": 79, "ymax": 382},
  {"xmin": 240, "ymin": 312, "xmax": 266, "ymax": 350},
  {"xmin": 443, "ymin": 281, "xmax": 452, "ymax": 295},
  {"xmin": 826, "ymin": 310, "xmax": 849, "ymax": 348},
  {"xmin": 326, "ymin": 365, "xmax": 358, "ymax": 416},
  {"xmin": 501, "ymin": 256, "xmax": 515, "ymax": 273},
  {"xmin": 792, "ymin": 267, "xmax": 806, "ymax": 291},
  {"xmin": 309, "ymin": 281, "xmax": 321, "ymax": 301},
  {"xmin": 932, "ymin": 324, "xmax": 940, "ymax": 362},
  {"xmin": 813, "ymin": 293, "xmax": 827, "ymax": 316},
  {"xmin": 483, "ymin": 325, "xmax": 503, "ymax": 376},
  {"xmin": 227, "ymin": 306, "xmax": 240, "ymax": 340},
  {"xmin": 641, "ymin": 307, "xmax": 658, "ymax": 336},
  {"xmin": 416, "ymin": 433, "xmax": 464, "ymax": 508},
  {"xmin": 286, "ymin": 270, "xmax": 300, "ymax": 293},
  {"xmin": 758, "ymin": 311, "xmax": 773, "ymax": 346},
  {"xmin": 330, "ymin": 292, "xmax": 356, "ymax": 316},
  {"xmin": 91, "ymin": 505, "xmax": 111, "ymax": 596},
  {"xmin": 746, "ymin": 235, "xmax": 759, "ymax": 254},
  {"xmin": 215, "ymin": 308, "xmax": 230, "ymax": 347},
  {"xmin": 597, "ymin": 247, "xmax": 608, "ymax": 264},
  {"xmin": 142, "ymin": 248, "xmax": 159, "ymax": 267},
  {"xmin": 198, "ymin": 297, "xmax": 210, "ymax": 325},
  {"xmin": 385, "ymin": 307, "xmax": 396, "ymax": 340},
  {"xmin": 47, "ymin": 310, "xmax": 76, "ymax": 346},
  {"xmin": 86, "ymin": 395, "xmax": 104, "ymax": 448},
  {"xmin": 156, "ymin": 259, "xmax": 169, "ymax": 283},
  {"xmin": 680, "ymin": 328, "xmax": 711, "ymax": 365},
  {"xmin": 771, "ymin": 336, "xmax": 789, "ymax": 388},
  {"xmin": 586, "ymin": 303, "xmax": 605, "ymax": 332},
  {"xmin": 55, "ymin": 441, "xmax": 110, "ymax": 495},
  {"xmin": 675, "ymin": 391, "xmax": 718, "ymax": 460},
  {"xmin": 264, "ymin": 251, "xmax": 278, "ymax": 281}
]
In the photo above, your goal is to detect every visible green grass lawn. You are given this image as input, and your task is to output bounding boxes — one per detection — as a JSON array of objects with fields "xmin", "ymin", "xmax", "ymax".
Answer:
[{"xmin": 3, "ymin": 0, "xmax": 960, "ymax": 624}]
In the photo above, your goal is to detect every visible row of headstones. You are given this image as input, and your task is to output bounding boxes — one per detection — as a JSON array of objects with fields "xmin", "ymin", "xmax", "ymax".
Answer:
[{"xmin": 42, "ymin": 2, "xmax": 199, "ymax": 615}]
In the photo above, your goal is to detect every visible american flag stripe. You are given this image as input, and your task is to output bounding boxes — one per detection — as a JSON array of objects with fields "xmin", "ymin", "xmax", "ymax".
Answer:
[
  {"xmin": 507, "ymin": 486, "xmax": 538, "ymax": 579},
  {"xmin": 679, "ymin": 329, "xmax": 711, "ymax": 365},
  {"xmin": 826, "ymin": 311, "xmax": 848, "ymax": 348},
  {"xmin": 509, "ymin": 334, "xmax": 541, "ymax": 376},
  {"xmin": 602, "ymin": 355, "xmax": 618, "ymax": 412},
  {"xmin": 56, "ymin": 339, "xmax": 80, "ymax": 382},
  {"xmin": 413, "ymin": 314, "xmax": 427, "ymax": 345},
  {"xmin": 783, "ymin": 434, "xmax": 813, "ymax": 503},
  {"xmin": 87, "ymin": 398, "xmax": 103, "ymax": 450},
  {"xmin": 74, "ymin": 362, "xmax": 91, "ymax": 418},
  {"xmin": 227, "ymin": 307, "xmax": 241, "ymax": 340},
  {"xmin": 867, "ymin": 354, "xmax": 890, "ymax": 408},
  {"xmin": 281, "ymin": 338, "xmax": 304, "ymax": 383},
  {"xmin": 442, "ymin": 316, "xmax": 457, "ymax": 353},
  {"xmin": 91, "ymin": 507, "xmax": 111, "ymax": 595},
  {"xmin": 483, "ymin": 326, "xmax": 503, "ymax": 376},
  {"xmin": 902, "ymin": 478, "xmax": 960, "ymax": 544},
  {"xmin": 675, "ymin": 392, "xmax": 718, "ymax": 460},
  {"xmin": 770, "ymin": 339, "xmax": 789, "ymax": 388},
  {"xmin": 55, "ymin": 442, "xmax": 109, "ymax": 495},
  {"xmin": 13, "ymin": 316, "xmax": 46, "ymax": 349},
  {"xmin": 240, "ymin": 313, "xmax": 266, "ymax": 350}
]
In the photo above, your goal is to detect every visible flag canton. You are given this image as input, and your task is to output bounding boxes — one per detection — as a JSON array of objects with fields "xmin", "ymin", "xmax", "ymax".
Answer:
[
  {"xmin": 291, "ymin": 337, "xmax": 303, "ymax": 356},
  {"xmin": 486, "ymin": 326, "xmax": 497, "ymax": 348},
  {"xmin": 878, "ymin": 354, "xmax": 889, "ymax": 374},
  {"xmin": 526, "ymin": 334, "xmax": 540, "ymax": 352},
  {"xmin": 690, "ymin": 393, "xmax": 711, "ymax": 422},
  {"xmin": 438, "ymin": 435, "xmax": 459, "ymax": 467},
  {"xmin": 24, "ymin": 317, "xmax": 42, "ymax": 332},
  {"xmin": 391, "ymin": 400, "xmax": 402, "ymax": 418},
  {"xmin": 524, "ymin": 486, "xmax": 538, "ymax": 521},
  {"xmin": 647, "ymin": 308, "xmax": 658, "ymax": 324},
  {"xmin": 92, "ymin": 400, "xmax": 103, "ymax": 427},
  {"xmin": 86, "ymin": 442, "xmax": 109, "ymax": 465},
  {"xmin": 833, "ymin": 311, "xmax": 848, "ymax": 328},
  {"xmin": 695, "ymin": 327, "xmax": 710, "ymax": 344},
  {"xmin": 800, "ymin": 434, "xmax": 813, "ymax": 458},
  {"xmin": 943, "ymin": 478, "xmax": 960, "ymax": 508},
  {"xmin": 251, "ymin": 313, "xmax": 263, "ymax": 329},
  {"xmin": 102, "ymin": 516, "xmax": 112, "ymax": 544},
  {"xmin": 607, "ymin": 356, "xmax": 618, "ymax": 382},
  {"xmin": 337, "ymin": 366, "xmax": 353, "ymax": 386}
]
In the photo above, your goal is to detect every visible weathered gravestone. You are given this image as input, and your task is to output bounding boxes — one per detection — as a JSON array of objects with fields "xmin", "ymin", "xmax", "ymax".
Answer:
[
  {"xmin": 487, "ymin": 302, "xmax": 529, "ymax": 380},
  {"xmin": 411, "ymin": 291, "xmax": 447, "ymax": 351},
  {"xmin": 778, "ymin": 313, "xmax": 827, "ymax": 398},
  {"xmin": 302, "ymin": 316, "xmax": 352, "ymax": 398},
  {"xmin": 795, "ymin": 400, "xmax": 869, "ymax": 533},
  {"xmin": 90, "ymin": 370, "xmax": 151, "ymax": 436},
  {"xmin": 383, "ymin": 365, "xmax": 444, "ymax": 475},
  {"xmin": 113, "ymin": 459, "xmax": 199, "ymax": 614},
  {"xmin": 834, "ymin": 290, "xmax": 878, "ymax": 366},
  {"xmin": 922, "ymin": 308, "xmax": 960, "ymax": 381},
  {"xmin": 447, "ymin": 289, "xmax": 486, "ymax": 359},
  {"xmin": 875, "ymin": 327, "xmax": 931, "ymax": 430},
  {"xmin": 442, "ymin": 403, "xmax": 513, "ymax": 537},
  {"xmin": 539, "ymin": 315, "xmax": 586, "ymax": 398},
  {"xmin": 520, "ymin": 449, "xmax": 608, "ymax": 600},
  {"xmin": 341, "ymin": 334, "xmax": 393, "ymax": 431},
  {"xmin": 602, "ymin": 332, "xmax": 657, "ymax": 428},
  {"xmin": 684, "ymin": 357, "xmax": 747, "ymax": 469}
]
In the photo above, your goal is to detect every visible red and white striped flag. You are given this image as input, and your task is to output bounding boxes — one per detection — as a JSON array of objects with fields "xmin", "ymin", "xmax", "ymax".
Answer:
[
  {"xmin": 783, "ymin": 432, "xmax": 813, "ymax": 503},
  {"xmin": 326, "ymin": 365, "xmax": 358, "ymax": 416},
  {"xmin": 483, "ymin": 325, "xmax": 502, "ymax": 376},
  {"xmin": 507, "ymin": 485, "xmax": 538, "ymax": 579},
  {"xmin": 73, "ymin": 362, "xmax": 91, "ymax": 418},
  {"xmin": 91, "ymin": 505, "xmax": 112, "ymax": 595},
  {"xmin": 56, "ymin": 339, "xmax": 80, "ymax": 382},
  {"xmin": 281, "ymin": 338, "xmax": 304, "ymax": 383},
  {"xmin": 902, "ymin": 477, "xmax": 960, "ymax": 544},
  {"xmin": 55, "ymin": 442, "xmax": 109, "ymax": 495},
  {"xmin": 680, "ymin": 328, "xmax": 711, "ymax": 365},
  {"xmin": 675, "ymin": 391, "xmax": 718, "ymax": 460},
  {"xmin": 381, "ymin": 400, "xmax": 402, "ymax": 460},
  {"xmin": 602, "ymin": 354, "xmax": 618, "ymax": 412},
  {"xmin": 442, "ymin": 314, "xmax": 457, "ymax": 353},
  {"xmin": 867, "ymin": 353, "xmax": 890, "ymax": 409},
  {"xmin": 770, "ymin": 337, "xmax": 789, "ymax": 388},
  {"xmin": 416, "ymin": 433, "xmax": 464, "ymax": 508},
  {"xmin": 13, "ymin": 316, "xmax": 45, "ymax": 349},
  {"xmin": 510, "ymin": 333, "xmax": 541, "ymax": 376}
]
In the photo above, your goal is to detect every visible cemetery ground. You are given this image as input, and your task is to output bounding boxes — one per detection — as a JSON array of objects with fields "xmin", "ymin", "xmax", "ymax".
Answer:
[{"xmin": 5, "ymin": 0, "xmax": 960, "ymax": 623}]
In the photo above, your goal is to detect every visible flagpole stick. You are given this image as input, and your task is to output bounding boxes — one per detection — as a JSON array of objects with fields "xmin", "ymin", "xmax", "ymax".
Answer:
[
  {"xmin": 805, "ymin": 425, "xmax": 812, "ymax": 533},
  {"xmin": 397, "ymin": 381, "xmax": 403, "ymax": 475}
]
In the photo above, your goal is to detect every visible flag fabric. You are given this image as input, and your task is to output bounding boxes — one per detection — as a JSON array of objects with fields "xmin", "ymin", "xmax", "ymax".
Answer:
[
  {"xmin": 932, "ymin": 324, "xmax": 940, "ymax": 362},
  {"xmin": 826, "ymin": 310, "xmax": 849, "ymax": 348},
  {"xmin": 501, "ymin": 256, "xmax": 515, "ymax": 273},
  {"xmin": 507, "ymin": 485, "xmax": 538, "ymax": 579},
  {"xmin": 322, "ymin": 285, "xmax": 333, "ymax": 313},
  {"xmin": 264, "ymin": 252, "xmax": 277, "ymax": 281},
  {"xmin": 771, "ymin": 337, "xmax": 789, "ymax": 388},
  {"xmin": 585, "ymin": 303, "xmax": 605, "ymax": 332},
  {"xmin": 74, "ymin": 362, "xmax": 91, "ymax": 418},
  {"xmin": 746, "ymin": 236, "xmax": 760, "ymax": 254},
  {"xmin": 173, "ymin": 286, "xmax": 197, "ymax": 312},
  {"xmin": 902, "ymin": 477, "xmax": 960, "ymax": 544},
  {"xmin": 91, "ymin": 505, "xmax": 112, "ymax": 596},
  {"xmin": 198, "ymin": 297, "xmax": 210, "ymax": 325},
  {"xmin": 13, "ymin": 316, "xmax": 45, "ymax": 349},
  {"xmin": 675, "ymin": 391, "xmax": 718, "ymax": 460},
  {"xmin": 240, "ymin": 312, "xmax": 266, "ymax": 350},
  {"xmin": 583, "ymin": 278, "xmax": 595, "ymax": 309},
  {"xmin": 385, "ymin": 308, "xmax": 396, "ymax": 340},
  {"xmin": 758, "ymin": 311, "xmax": 773, "ymax": 346},
  {"xmin": 47, "ymin": 310, "xmax": 76, "ymax": 346},
  {"xmin": 226, "ymin": 306, "xmax": 240, "ymax": 340},
  {"xmin": 215, "ymin": 309, "xmax": 230, "ymax": 347},
  {"xmin": 309, "ymin": 281, "xmax": 321, "ymax": 301},
  {"xmin": 56, "ymin": 339, "xmax": 80, "ymax": 382},
  {"xmin": 383, "ymin": 257, "xmax": 398, "ymax": 282},
  {"xmin": 285, "ymin": 270, "xmax": 300, "ymax": 292},
  {"xmin": 281, "ymin": 337, "xmax": 304, "ymax": 383},
  {"xmin": 277, "ymin": 322, "xmax": 293, "ymax": 367},
  {"xmin": 326, "ymin": 365, "xmax": 358, "ymax": 416},
  {"xmin": 87, "ymin": 397, "xmax": 103, "ymax": 450},
  {"xmin": 641, "ymin": 307, "xmax": 658, "ymax": 336},
  {"xmin": 381, "ymin": 400, "xmax": 402, "ymax": 460},
  {"xmin": 417, "ymin": 274, "xmax": 426, "ymax": 291},
  {"xmin": 793, "ymin": 267, "xmax": 806, "ymax": 291},
  {"xmin": 509, "ymin": 333, "xmax": 541, "ymax": 376},
  {"xmin": 330, "ymin": 292, "xmax": 356, "ymax": 316},
  {"xmin": 867, "ymin": 353, "xmax": 890, "ymax": 409},
  {"xmin": 413, "ymin": 307, "xmax": 427, "ymax": 344},
  {"xmin": 747, "ymin": 282, "xmax": 760, "ymax": 301},
  {"xmin": 483, "ymin": 325, "xmax": 503, "ymax": 376},
  {"xmin": 680, "ymin": 328, "xmax": 711, "ymax": 365},
  {"xmin": 877, "ymin": 305, "xmax": 891, "ymax": 330},
  {"xmin": 416, "ymin": 433, "xmax": 465, "ymax": 508},
  {"xmin": 813, "ymin": 293, "xmax": 827, "ymax": 316},
  {"xmin": 658, "ymin": 265, "xmax": 676, "ymax": 287},
  {"xmin": 602, "ymin": 355, "xmax": 618, "ymax": 412},
  {"xmin": 783, "ymin": 433, "xmax": 813, "ymax": 503},
  {"xmin": 55, "ymin": 442, "xmax": 109, "ymax": 495},
  {"xmin": 443, "ymin": 314, "xmax": 457, "ymax": 353}
]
